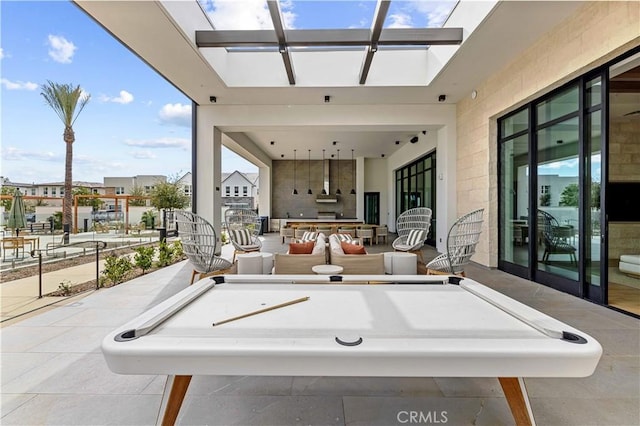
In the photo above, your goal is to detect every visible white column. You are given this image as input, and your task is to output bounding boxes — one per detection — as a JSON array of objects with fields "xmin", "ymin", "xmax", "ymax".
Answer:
[
  {"xmin": 195, "ymin": 109, "xmax": 223, "ymax": 252},
  {"xmin": 435, "ymin": 125, "xmax": 457, "ymax": 254},
  {"xmin": 356, "ymin": 156, "xmax": 365, "ymax": 221},
  {"xmin": 258, "ymin": 165, "xmax": 271, "ymax": 219}
]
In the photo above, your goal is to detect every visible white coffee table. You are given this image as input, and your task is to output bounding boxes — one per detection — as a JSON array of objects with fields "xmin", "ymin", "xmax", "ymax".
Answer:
[{"xmin": 312, "ymin": 264, "xmax": 344, "ymax": 275}]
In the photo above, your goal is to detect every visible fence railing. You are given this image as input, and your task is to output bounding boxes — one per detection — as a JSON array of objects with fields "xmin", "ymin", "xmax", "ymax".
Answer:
[{"xmin": 30, "ymin": 240, "xmax": 107, "ymax": 298}]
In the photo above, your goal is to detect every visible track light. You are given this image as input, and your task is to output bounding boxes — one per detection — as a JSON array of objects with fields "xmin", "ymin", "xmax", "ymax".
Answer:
[
  {"xmin": 324, "ymin": 95, "xmax": 331, "ymax": 103},
  {"xmin": 209, "ymin": 96, "xmax": 217, "ymax": 103},
  {"xmin": 438, "ymin": 94, "xmax": 446, "ymax": 102},
  {"xmin": 410, "ymin": 136, "xmax": 419, "ymax": 144}
]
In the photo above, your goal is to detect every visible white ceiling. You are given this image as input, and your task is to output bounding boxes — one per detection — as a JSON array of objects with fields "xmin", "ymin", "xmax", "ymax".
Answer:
[{"xmin": 74, "ymin": 0, "xmax": 586, "ymax": 161}]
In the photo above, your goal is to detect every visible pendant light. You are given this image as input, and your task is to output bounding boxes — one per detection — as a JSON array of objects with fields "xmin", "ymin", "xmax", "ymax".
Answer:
[
  {"xmin": 307, "ymin": 149, "xmax": 313, "ymax": 195},
  {"xmin": 292, "ymin": 149, "xmax": 298, "ymax": 195},
  {"xmin": 321, "ymin": 149, "xmax": 327, "ymax": 195},
  {"xmin": 350, "ymin": 149, "xmax": 356, "ymax": 194},
  {"xmin": 335, "ymin": 149, "xmax": 342, "ymax": 195}
]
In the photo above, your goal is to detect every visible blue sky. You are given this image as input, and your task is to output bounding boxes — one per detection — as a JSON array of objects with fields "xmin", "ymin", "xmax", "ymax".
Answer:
[
  {"xmin": 1, "ymin": 0, "xmax": 256, "ymax": 185},
  {"xmin": 1, "ymin": 0, "xmax": 457, "ymax": 185}
]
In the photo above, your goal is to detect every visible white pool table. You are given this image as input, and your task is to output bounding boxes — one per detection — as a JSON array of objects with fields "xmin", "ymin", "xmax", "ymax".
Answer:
[{"xmin": 102, "ymin": 274, "xmax": 602, "ymax": 426}]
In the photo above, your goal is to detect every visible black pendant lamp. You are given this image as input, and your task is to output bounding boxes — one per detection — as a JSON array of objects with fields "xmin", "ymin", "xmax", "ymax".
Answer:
[
  {"xmin": 321, "ymin": 149, "xmax": 327, "ymax": 194},
  {"xmin": 335, "ymin": 149, "xmax": 342, "ymax": 195},
  {"xmin": 307, "ymin": 149, "xmax": 313, "ymax": 195},
  {"xmin": 292, "ymin": 149, "xmax": 298, "ymax": 195},
  {"xmin": 350, "ymin": 149, "xmax": 356, "ymax": 195}
]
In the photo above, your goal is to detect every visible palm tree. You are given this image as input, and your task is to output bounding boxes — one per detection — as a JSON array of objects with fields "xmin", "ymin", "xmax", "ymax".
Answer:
[{"xmin": 41, "ymin": 81, "xmax": 90, "ymax": 243}]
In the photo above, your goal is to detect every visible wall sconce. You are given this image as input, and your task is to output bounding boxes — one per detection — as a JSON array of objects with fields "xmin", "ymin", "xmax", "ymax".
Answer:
[
  {"xmin": 350, "ymin": 149, "xmax": 356, "ymax": 195},
  {"xmin": 307, "ymin": 149, "xmax": 313, "ymax": 195},
  {"xmin": 335, "ymin": 149, "xmax": 342, "ymax": 195},
  {"xmin": 292, "ymin": 149, "xmax": 298, "ymax": 195}
]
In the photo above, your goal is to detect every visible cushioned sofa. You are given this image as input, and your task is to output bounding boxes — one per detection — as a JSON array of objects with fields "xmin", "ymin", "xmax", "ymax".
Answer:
[
  {"xmin": 273, "ymin": 232, "xmax": 327, "ymax": 274},
  {"xmin": 328, "ymin": 233, "xmax": 384, "ymax": 274}
]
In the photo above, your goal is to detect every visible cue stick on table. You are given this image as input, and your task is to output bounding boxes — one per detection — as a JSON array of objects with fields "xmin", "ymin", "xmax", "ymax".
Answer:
[{"xmin": 212, "ymin": 296, "xmax": 309, "ymax": 326}]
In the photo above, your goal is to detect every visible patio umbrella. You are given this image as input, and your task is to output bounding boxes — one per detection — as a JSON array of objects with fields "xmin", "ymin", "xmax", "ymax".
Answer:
[{"xmin": 7, "ymin": 189, "xmax": 27, "ymax": 236}]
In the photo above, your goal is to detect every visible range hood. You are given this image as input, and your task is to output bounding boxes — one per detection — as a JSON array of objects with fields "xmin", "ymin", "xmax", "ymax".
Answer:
[
  {"xmin": 316, "ymin": 194, "xmax": 338, "ymax": 203},
  {"xmin": 316, "ymin": 159, "xmax": 338, "ymax": 203}
]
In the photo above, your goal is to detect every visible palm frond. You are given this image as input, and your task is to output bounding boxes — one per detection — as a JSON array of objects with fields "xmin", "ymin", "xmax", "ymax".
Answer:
[{"xmin": 40, "ymin": 80, "xmax": 90, "ymax": 126}]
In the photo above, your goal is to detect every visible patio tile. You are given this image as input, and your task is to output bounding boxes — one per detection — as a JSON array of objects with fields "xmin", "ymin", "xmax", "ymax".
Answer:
[
  {"xmin": 178, "ymin": 395, "xmax": 344, "ymax": 425},
  {"xmin": 2, "ymin": 353, "xmax": 156, "ymax": 395},
  {"xmin": 342, "ymin": 395, "xmax": 513, "ymax": 426},
  {"xmin": 0, "ymin": 394, "xmax": 160, "ymax": 425}
]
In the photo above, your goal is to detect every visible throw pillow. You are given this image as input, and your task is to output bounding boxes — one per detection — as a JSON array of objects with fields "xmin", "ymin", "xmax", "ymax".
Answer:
[
  {"xmin": 231, "ymin": 229, "xmax": 253, "ymax": 246},
  {"xmin": 336, "ymin": 233, "xmax": 353, "ymax": 242},
  {"xmin": 341, "ymin": 240, "xmax": 366, "ymax": 255},
  {"xmin": 301, "ymin": 231, "xmax": 318, "ymax": 241},
  {"xmin": 406, "ymin": 229, "xmax": 425, "ymax": 247},
  {"xmin": 289, "ymin": 240, "xmax": 315, "ymax": 254}
]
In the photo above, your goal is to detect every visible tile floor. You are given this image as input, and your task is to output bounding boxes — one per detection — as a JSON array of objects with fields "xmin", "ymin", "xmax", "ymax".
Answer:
[{"xmin": 1, "ymin": 233, "xmax": 638, "ymax": 425}]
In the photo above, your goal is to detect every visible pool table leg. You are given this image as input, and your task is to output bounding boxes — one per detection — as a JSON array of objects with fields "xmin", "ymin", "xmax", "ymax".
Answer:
[
  {"xmin": 499, "ymin": 377, "xmax": 535, "ymax": 426},
  {"xmin": 158, "ymin": 375, "xmax": 192, "ymax": 426}
]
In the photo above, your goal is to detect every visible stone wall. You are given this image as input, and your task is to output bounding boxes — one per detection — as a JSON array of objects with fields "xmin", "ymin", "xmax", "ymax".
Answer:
[
  {"xmin": 456, "ymin": 1, "xmax": 640, "ymax": 267},
  {"xmin": 609, "ymin": 222, "xmax": 640, "ymax": 262},
  {"xmin": 271, "ymin": 159, "xmax": 356, "ymax": 219},
  {"xmin": 609, "ymin": 117, "xmax": 640, "ymax": 182}
]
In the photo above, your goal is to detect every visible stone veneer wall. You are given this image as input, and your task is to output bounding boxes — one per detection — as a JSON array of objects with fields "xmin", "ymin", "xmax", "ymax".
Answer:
[
  {"xmin": 455, "ymin": 1, "xmax": 640, "ymax": 268},
  {"xmin": 271, "ymin": 159, "xmax": 356, "ymax": 219},
  {"xmin": 608, "ymin": 115, "xmax": 640, "ymax": 263},
  {"xmin": 610, "ymin": 117, "xmax": 640, "ymax": 182},
  {"xmin": 609, "ymin": 223, "xmax": 640, "ymax": 263}
]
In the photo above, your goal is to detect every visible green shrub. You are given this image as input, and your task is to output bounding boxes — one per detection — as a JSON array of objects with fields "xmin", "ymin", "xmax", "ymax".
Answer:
[
  {"xmin": 102, "ymin": 254, "xmax": 133, "ymax": 285},
  {"xmin": 171, "ymin": 240, "xmax": 183, "ymax": 259},
  {"xmin": 156, "ymin": 241, "xmax": 174, "ymax": 267},
  {"xmin": 134, "ymin": 246, "xmax": 155, "ymax": 274},
  {"xmin": 58, "ymin": 280, "xmax": 72, "ymax": 296}
]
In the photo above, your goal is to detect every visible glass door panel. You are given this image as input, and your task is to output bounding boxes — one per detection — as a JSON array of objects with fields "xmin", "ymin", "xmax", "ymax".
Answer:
[
  {"xmin": 536, "ymin": 116, "xmax": 579, "ymax": 281},
  {"xmin": 585, "ymin": 109, "xmax": 602, "ymax": 294},
  {"xmin": 499, "ymin": 134, "xmax": 530, "ymax": 267}
]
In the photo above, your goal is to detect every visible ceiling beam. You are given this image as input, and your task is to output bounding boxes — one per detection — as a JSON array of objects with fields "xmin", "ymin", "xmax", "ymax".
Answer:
[
  {"xmin": 359, "ymin": 0, "xmax": 390, "ymax": 85},
  {"xmin": 196, "ymin": 28, "xmax": 463, "ymax": 48},
  {"xmin": 379, "ymin": 28, "xmax": 463, "ymax": 45},
  {"xmin": 194, "ymin": 0, "xmax": 463, "ymax": 86},
  {"xmin": 267, "ymin": 0, "xmax": 295, "ymax": 85}
]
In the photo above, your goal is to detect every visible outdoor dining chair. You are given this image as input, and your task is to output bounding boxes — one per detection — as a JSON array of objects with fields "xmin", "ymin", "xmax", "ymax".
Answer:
[
  {"xmin": 426, "ymin": 208, "xmax": 484, "ymax": 276},
  {"xmin": 224, "ymin": 208, "xmax": 262, "ymax": 262},
  {"xmin": 392, "ymin": 207, "xmax": 433, "ymax": 263},
  {"xmin": 537, "ymin": 209, "xmax": 577, "ymax": 265},
  {"xmin": 174, "ymin": 210, "xmax": 233, "ymax": 285}
]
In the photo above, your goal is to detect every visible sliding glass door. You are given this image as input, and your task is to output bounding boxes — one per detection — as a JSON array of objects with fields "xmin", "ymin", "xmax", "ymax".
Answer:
[{"xmin": 499, "ymin": 77, "xmax": 604, "ymax": 301}]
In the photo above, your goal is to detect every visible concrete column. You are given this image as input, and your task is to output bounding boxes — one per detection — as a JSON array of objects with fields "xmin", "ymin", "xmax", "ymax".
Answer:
[{"xmin": 195, "ymin": 109, "xmax": 223, "ymax": 252}]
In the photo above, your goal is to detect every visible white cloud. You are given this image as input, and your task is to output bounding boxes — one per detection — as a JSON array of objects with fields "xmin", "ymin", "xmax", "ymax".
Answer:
[
  {"xmin": 2, "ymin": 146, "xmax": 59, "ymax": 162},
  {"xmin": 0, "ymin": 48, "xmax": 4, "ymax": 60},
  {"xmin": 158, "ymin": 103, "xmax": 191, "ymax": 127},
  {"xmin": 1, "ymin": 78, "xmax": 38, "ymax": 91},
  {"xmin": 48, "ymin": 35, "xmax": 76, "ymax": 64},
  {"xmin": 203, "ymin": 0, "xmax": 296, "ymax": 29},
  {"xmin": 123, "ymin": 137, "xmax": 189, "ymax": 150},
  {"xmin": 407, "ymin": 1, "xmax": 456, "ymax": 27},
  {"xmin": 130, "ymin": 150, "xmax": 157, "ymax": 160},
  {"xmin": 99, "ymin": 90, "xmax": 134, "ymax": 104},
  {"xmin": 387, "ymin": 13, "xmax": 412, "ymax": 29}
]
